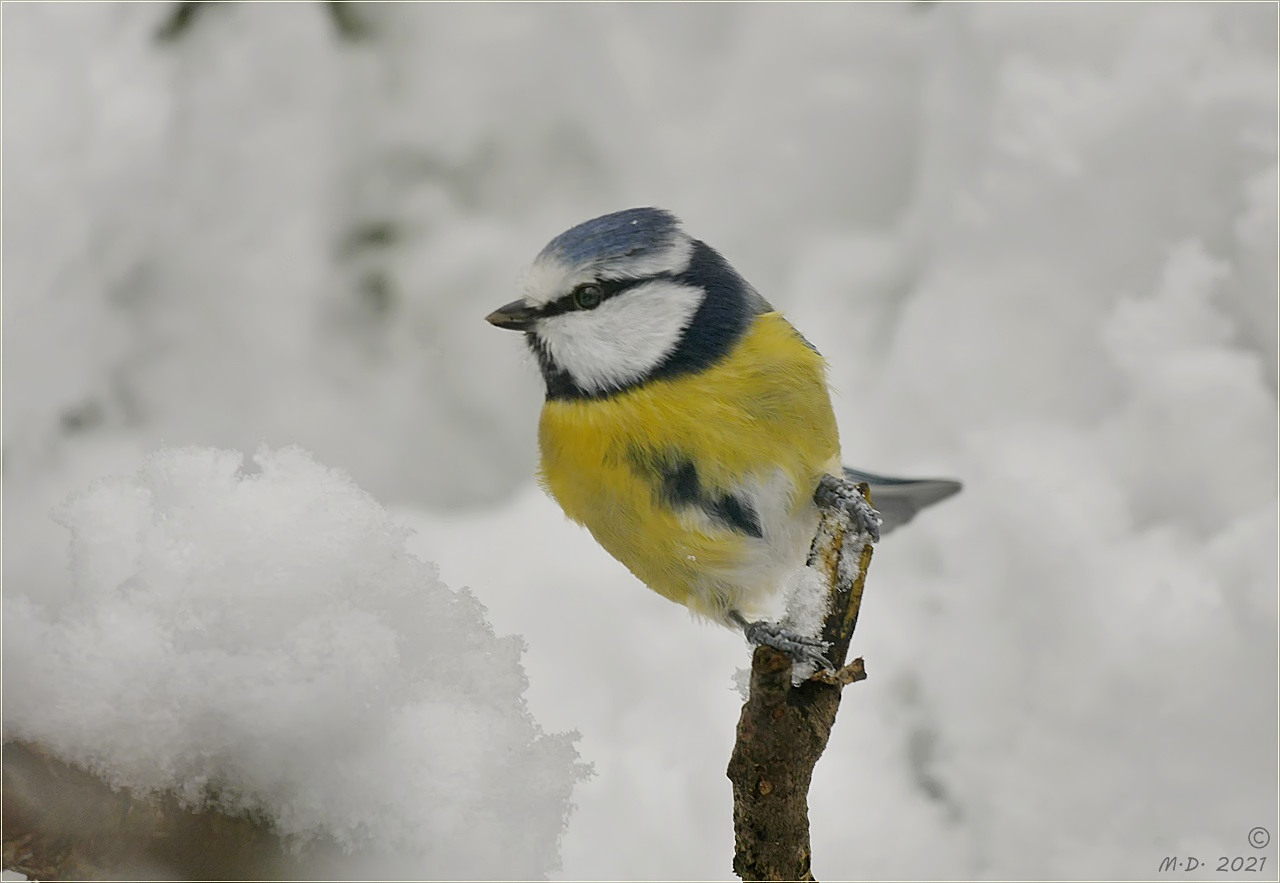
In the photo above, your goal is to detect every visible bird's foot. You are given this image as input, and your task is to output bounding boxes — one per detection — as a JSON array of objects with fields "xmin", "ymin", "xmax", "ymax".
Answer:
[
  {"xmin": 814, "ymin": 474, "xmax": 882, "ymax": 542},
  {"xmin": 731, "ymin": 612, "xmax": 831, "ymax": 670}
]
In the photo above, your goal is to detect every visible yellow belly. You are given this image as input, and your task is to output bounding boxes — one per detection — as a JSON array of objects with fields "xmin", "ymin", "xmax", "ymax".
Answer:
[{"xmin": 537, "ymin": 312, "xmax": 842, "ymax": 621}]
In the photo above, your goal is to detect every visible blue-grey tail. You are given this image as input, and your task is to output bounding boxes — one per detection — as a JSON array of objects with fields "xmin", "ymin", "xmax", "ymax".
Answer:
[{"xmin": 842, "ymin": 466, "xmax": 962, "ymax": 535}]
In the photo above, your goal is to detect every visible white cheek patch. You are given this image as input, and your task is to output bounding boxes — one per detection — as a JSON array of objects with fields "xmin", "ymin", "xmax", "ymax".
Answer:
[{"xmin": 535, "ymin": 280, "xmax": 705, "ymax": 394}]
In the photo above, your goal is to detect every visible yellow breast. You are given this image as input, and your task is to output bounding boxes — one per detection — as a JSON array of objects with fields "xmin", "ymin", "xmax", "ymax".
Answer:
[{"xmin": 537, "ymin": 312, "xmax": 842, "ymax": 621}]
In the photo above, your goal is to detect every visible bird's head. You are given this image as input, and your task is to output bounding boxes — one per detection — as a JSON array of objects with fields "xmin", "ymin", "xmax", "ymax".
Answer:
[{"xmin": 487, "ymin": 208, "xmax": 770, "ymax": 400}]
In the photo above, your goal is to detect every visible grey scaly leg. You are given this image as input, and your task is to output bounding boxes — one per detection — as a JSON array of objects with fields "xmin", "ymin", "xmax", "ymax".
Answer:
[
  {"xmin": 814, "ymin": 473, "xmax": 882, "ymax": 542},
  {"xmin": 728, "ymin": 610, "xmax": 831, "ymax": 670}
]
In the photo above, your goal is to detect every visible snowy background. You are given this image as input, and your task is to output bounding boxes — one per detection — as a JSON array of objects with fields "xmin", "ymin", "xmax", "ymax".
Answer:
[{"xmin": 3, "ymin": 2, "xmax": 1277, "ymax": 880}]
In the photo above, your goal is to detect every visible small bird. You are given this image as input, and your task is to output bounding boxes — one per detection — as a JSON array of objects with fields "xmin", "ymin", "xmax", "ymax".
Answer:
[{"xmin": 487, "ymin": 208, "xmax": 960, "ymax": 662}]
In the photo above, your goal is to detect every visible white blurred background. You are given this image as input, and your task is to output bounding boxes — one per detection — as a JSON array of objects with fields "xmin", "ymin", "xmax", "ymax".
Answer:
[{"xmin": 3, "ymin": 2, "xmax": 1276, "ymax": 880}]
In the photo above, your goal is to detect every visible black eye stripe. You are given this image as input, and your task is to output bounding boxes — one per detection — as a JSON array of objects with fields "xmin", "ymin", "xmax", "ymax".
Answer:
[{"xmin": 536, "ymin": 277, "xmax": 650, "ymax": 318}]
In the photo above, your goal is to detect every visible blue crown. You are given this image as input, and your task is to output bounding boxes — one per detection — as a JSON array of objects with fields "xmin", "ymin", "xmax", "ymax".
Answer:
[{"xmin": 537, "ymin": 207, "xmax": 683, "ymax": 269}]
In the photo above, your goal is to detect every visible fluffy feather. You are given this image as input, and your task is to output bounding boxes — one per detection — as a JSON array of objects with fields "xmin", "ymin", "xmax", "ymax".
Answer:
[{"xmin": 537, "ymin": 311, "xmax": 841, "ymax": 622}]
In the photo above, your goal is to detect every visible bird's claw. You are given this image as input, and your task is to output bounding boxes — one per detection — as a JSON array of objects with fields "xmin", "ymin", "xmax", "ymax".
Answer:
[
  {"xmin": 814, "ymin": 474, "xmax": 882, "ymax": 542},
  {"xmin": 742, "ymin": 619, "xmax": 831, "ymax": 670}
]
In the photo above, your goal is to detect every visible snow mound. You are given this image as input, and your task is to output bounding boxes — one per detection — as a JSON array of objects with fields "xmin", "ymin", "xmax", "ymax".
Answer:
[{"xmin": 2, "ymin": 445, "xmax": 587, "ymax": 878}]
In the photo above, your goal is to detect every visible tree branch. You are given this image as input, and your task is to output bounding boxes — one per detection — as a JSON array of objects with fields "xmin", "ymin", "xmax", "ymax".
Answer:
[{"xmin": 727, "ymin": 483, "xmax": 876, "ymax": 881}]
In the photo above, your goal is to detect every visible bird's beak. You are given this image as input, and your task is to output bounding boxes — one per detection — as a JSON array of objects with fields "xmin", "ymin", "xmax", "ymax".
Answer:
[{"xmin": 485, "ymin": 299, "xmax": 537, "ymax": 331}]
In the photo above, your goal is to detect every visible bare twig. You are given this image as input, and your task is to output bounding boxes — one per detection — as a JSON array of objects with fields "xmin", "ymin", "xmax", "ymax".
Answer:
[{"xmin": 727, "ymin": 483, "xmax": 876, "ymax": 881}]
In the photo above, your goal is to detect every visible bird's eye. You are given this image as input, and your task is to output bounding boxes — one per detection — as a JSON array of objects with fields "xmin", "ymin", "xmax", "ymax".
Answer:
[{"xmin": 573, "ymin": 283, "xmax": 603, "ymax": 310}]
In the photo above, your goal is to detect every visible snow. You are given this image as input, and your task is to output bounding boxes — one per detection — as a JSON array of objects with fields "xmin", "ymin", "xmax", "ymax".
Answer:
[
  {"xmin": 2, "ymin": 446, "xmax": 586, "ymax": 878},
  {"xmin": 781, "ymin": 560, "xmax": 831, "ymax": 649},
  {"xmin": 3, "ymin": 2, "xmax": 1276, "ymax": 881}
]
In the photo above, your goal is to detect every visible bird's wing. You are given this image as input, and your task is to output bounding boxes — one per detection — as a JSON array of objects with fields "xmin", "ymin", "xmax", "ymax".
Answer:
[
  {"xmin": 841, "ymin": 466, "xmax": 962, "ymax": 535},
  {"xmin": 633, "ymin": 450, "xmax": 764, "ymax": 539}
]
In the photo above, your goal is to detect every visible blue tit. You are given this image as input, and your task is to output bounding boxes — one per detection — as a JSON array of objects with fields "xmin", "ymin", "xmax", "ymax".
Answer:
[{"xmin": 486, "ymin": 207, "xmax": 960, "ymax": 658}]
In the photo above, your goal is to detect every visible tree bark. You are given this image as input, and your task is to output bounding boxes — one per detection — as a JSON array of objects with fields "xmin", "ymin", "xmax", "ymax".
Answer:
[{"xmin": 727, "ymin": 484, "xmax": 876, "ymax": 881}]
